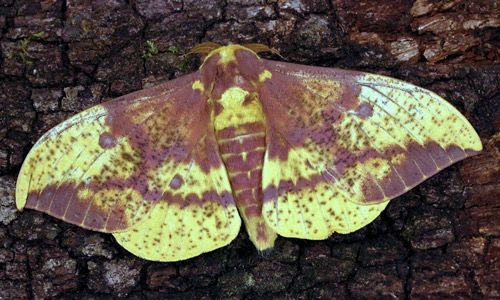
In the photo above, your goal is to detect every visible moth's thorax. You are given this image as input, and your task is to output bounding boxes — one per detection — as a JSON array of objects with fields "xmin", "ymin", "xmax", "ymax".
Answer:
[
  {"xmin": 199, "ymin": 45, "xmax": 270, "ymax": 101},
  {"xmin": 196, "ymin": 45, "xmax": 273, "ymax": 134}
]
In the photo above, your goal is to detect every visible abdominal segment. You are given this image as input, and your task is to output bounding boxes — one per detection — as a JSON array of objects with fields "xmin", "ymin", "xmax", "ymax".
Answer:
[{"xmin": 216, "ymin": 122, "xmax": 277, "ymax": 250}]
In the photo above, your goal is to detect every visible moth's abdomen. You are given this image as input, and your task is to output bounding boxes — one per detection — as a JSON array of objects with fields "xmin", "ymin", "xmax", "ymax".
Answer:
[
  {"xmin": 218, "ymin": 122, "xmax": 265, "ymax": 214},
  {"xmin": 216, "ymin": 122, "xmax": 277, "ymax": 250}
]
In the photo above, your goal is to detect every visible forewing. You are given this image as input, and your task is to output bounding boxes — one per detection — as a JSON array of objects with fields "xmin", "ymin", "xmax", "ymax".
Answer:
[
  {"xmin": 16, "ymin": 72, "xmax": 241, "ymax": 261},
  {"xmin": 16, "ymin": 73, "xmax": 197, "ymax": 231},
  {"xmin": 259, "ymin": 60, "xmax": 482, "ymax": 239}
]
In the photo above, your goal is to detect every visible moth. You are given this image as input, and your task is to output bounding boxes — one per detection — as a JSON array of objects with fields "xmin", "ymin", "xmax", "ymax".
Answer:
[{"xmin": 16, "ymin": 43, "xmax": 482, "ymax": 261}]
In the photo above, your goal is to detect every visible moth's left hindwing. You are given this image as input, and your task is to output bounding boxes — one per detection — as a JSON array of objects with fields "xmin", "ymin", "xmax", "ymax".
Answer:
[
  {"xmin": 259, "ymin": 60, "xmax": 482, "ymax": 239},
  {"xmin": 15, "ymin": 72, "xmax": 241, "ymax": 261}
]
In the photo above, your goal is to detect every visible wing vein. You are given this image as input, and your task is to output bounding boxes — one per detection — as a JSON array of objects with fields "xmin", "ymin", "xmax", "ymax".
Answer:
[
  {"xmin": 46, "ymin": 147, "xmax": 87, "ymax": 213},
  {"xmin": 349, "ymin": 108, "xmax": 426, "ymax": 186},
  {"xmin": 349, "ymin": 114, "xmax": 404, "ymax": 196},
  {"xmin": 360, "ymin": 85, "xmax": 426, "ymax": 147},
  {"xmin": 62, "ymin": 150, "xmax": 107, "ymax": 221},
  {"xmin": 322, "ymin": 168, "xmax": 356, "ymax": 229}
]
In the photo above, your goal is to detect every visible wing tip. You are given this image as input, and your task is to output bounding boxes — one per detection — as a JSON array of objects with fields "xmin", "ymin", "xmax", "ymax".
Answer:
[
  {"xmin": 470, "ymin": 133, "xmax": 483, "ymax": 153},
  {"xmin": 467, "ymin": 143, "xmax": 483, "ymax": 155},
  {"xmin": 454, "ymin": 131, "xmax": 483, "ymax": 158},
  {"xmin": 460, "ymin": 113, "xmax": 483, "ymax": 153},
  {"xmin": 15, "ymin": 171, "xmax": 29, "ymax": 211}
]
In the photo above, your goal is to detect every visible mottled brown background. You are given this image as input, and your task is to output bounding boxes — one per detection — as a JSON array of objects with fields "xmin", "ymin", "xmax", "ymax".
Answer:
[{"xmin": 0, "ymin": 0, "xmax": 499, "ymax": 299}]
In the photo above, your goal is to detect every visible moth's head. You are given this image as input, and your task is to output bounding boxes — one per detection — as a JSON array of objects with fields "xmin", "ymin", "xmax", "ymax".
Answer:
[{"xmin": 191, "ymin": 43, "xmax": 278, "ymax": 68}]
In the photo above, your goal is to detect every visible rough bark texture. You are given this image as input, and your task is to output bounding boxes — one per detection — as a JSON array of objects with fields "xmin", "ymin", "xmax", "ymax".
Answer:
[{"xmin": 0, "ymin": 0, "xmax": 499, "ymax": 299}]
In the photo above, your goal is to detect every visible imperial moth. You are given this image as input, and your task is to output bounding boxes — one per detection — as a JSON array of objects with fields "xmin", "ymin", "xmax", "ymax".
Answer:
[{"xmin": 15, "ymin": 43, "xmax": 482, "ymax": 261}]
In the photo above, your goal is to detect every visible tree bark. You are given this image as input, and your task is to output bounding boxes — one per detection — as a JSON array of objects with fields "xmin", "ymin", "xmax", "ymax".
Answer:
[{"xmin": 0, "ymin": 0, "xmax": 498, "ymax": 298}]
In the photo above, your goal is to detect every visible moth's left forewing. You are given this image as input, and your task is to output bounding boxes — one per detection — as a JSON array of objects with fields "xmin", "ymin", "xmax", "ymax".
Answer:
[{"xmin": 259, "ymin": 60, "xmax": 482, "ymax": 239}]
